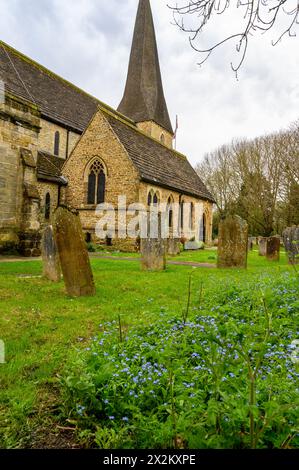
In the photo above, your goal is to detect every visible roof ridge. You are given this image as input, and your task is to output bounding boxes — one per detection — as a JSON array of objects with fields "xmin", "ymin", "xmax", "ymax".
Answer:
[{"xmin": 0, "ymin": 40, "xmax": 135, "ymax": 127}]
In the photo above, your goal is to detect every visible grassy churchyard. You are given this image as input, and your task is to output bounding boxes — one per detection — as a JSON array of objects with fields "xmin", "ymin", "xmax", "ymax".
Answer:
[{"xmin": 0, "ymin": 248, "xmax": 298, "ymax": 449}]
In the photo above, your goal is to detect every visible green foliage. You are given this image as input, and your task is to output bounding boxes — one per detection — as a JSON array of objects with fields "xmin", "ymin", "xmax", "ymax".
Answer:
[
  {"xmin": 61, "ymin": 272, "xmax": 299, "ymax": 449},
  {"xmin": 86, "ymin": 243, "xmax": 96, "ymax": 252}
]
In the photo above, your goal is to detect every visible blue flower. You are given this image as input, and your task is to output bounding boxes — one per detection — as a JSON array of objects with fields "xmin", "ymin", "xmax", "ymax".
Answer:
[{"xmin": 109, "ymin": 416, "xmax": 115, "ymax": 420}]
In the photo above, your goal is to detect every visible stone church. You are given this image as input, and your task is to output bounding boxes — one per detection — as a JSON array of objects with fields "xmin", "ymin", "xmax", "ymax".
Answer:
[{"xmin": 0, "ymin": 0, "xmax": 214, "ymax": 256}]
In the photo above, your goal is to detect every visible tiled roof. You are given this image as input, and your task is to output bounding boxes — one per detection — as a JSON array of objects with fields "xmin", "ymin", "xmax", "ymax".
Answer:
[
  {"xmin": 105, "ymin": 111, "xmax": 215, "ymax": 202},
  {"xmin": 0, "ymin": 41, "xmax": 119, "ymax": 132},
  {"xmin": 37, "ymin": 152, "xmax": 67, "ymax": 185},
  {"xmin": 0, "ymin": 41, "xmax": 214, "ymax": 201}
]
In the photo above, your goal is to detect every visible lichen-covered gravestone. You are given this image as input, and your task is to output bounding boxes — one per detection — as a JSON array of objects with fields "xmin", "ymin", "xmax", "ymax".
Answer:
[
  {"xmin": 141, "ymin": 211, "xmax": 166, "ymax": 271},
  {"xmin": 217, "ymin": 215, "xmax": 248, "ymax": 269},
  {"xmin": 54, "ymin": 206, "xmax": 96, "ymax": 297},
  {"xmin": 266, "ymin": 236, "xmax": 280, "ymax": 261},
  {"xmin": 41, "ymin": 225, "xmax": 61, "ymax": 282},
  {"xmin": 282, "ymin": 226, "xmax": 299, "ymax": 264},
  {"xmin": 167, "ymin": 238, "xmax": 180, "ymax": 256},
  {"xmin": 258, "ymin": 237, "xmax": 267, "ymax": 256}
]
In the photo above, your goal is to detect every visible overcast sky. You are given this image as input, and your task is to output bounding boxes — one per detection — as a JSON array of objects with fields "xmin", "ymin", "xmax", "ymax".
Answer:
[{"xmin": 0, "ymin": 0, "xmax": 298, "ymax": 166}]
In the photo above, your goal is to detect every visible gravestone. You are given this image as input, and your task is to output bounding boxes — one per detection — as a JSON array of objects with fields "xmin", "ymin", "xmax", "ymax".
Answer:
[
  {"xmin": 217, "ymin": 215, "xmax": 248, "ymax": 269},
  {"xmin": 258, "ymin": 237, "xmax": 267, "ymax": 256},
  {"xmin": 54, "ymin": 206, "xmax": 96, "ymax": 297},
  {"xmin": 41, "ymin": 225, "xmax": 61, "ymax": 282},
  {"xmin": 266, "ymin": 236, "xmax": 280, "ymax": 261},
  {"xmin": 141, "ymin": 211, "xmax": 166, "ymax": 271},
  {"xmin": 282, "ymin": 226, "xmax": 299, "ymax": 264},
  {"xmin": 248, "ymin": 238, "xmax": 254, "ymax": 251},
  {"xmin": 167, "ymin": 237, "xmax": 180, "ymax": 256}
]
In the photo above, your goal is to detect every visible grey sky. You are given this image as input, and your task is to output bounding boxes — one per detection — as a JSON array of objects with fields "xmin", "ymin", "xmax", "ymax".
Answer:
[{"xmin": 0, "ymin": 0, "xmax": 298, "ymax": 165}]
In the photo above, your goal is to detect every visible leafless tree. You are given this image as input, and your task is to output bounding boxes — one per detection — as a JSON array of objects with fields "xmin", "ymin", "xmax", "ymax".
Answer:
[
  {"xmin": 168, "ymin": 1, "xmax": 299, "ymax": 72},
  {"xmin": 196, "ymin": 120, "xmax": 299, "ymax": 235}
]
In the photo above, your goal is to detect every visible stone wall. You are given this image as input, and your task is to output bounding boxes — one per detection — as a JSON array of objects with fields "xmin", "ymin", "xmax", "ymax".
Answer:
[
  {"xmin": 0, "ymin": 94, "xmax": 41, "ymax": 252},
  {"xmin": 137, "ymin": 120, "xmax": 173, "ymax": 149},
  {"xmin": 38, "ymin": 118, "xmax": 81, "ymax": 158},
  {"xmin": 37, "ymin": 181, "xmax": 60, "ymax": 227}
]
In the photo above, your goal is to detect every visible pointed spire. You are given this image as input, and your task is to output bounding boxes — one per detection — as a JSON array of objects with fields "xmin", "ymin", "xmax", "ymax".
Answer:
[{"xmin": 118, "ymin": 0, "xmax": 173, "ymax": 134}]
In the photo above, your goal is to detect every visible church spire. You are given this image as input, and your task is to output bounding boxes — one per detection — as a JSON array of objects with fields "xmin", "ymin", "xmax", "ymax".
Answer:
[{"xmin": 118, "ymin": 0, "xmax": 173, "ymax": 137}]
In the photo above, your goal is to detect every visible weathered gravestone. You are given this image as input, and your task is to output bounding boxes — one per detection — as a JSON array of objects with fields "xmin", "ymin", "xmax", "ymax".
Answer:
[
  {"xmin": 54, "ymin": 206, "xmax": 96, "ymax": 297},
  {"xmin": 258, "ymin": 237, "xmax": 267, "ymax": 256},
  {"xmin": 282, "ymin": 226, "xmax": 299, "ymax": 264},
  {"xmin": 167, "ymin": 237, "xmax": 180, "ymax": 256},
  {"xmin": 41, "ymin": 225, "xmax": 61, "ymax": 282},
  {"xmin": 217, "ymin": 215, "xmax": 248, "ymax": 269},
  {"xmin": 266, "ymin": 236, "xmax": 280, "ymax": 261},
  {"xmin": 141, "ymin": 210, "xmax": 166, "ymax": 271}
]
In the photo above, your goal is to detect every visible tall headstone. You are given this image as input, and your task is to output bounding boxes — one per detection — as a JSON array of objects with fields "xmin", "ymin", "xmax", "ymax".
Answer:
[
  {"xmin": 53, "ymin": 206, "xmax": 96, "ymax": 297},
  {"xmin": 282, "ymin": 226, "xmax": 299, "ymax": 264},
  {"xmin": 266, "ymin": 236, "xmax": 280, "ymax": 261},
  {"xmin": 41, "ymin": 225, "xmax": 61, "ymax": 282},
  {"xmin": 217, "ymin": 215, "xmax": 248, "ymax": 269},
  {"xmin": 141, "ymin": 210, "xmax": 166, "ymax": 271},
  {"xmin": 258, "ymin": 237, "xmax": 267, "ymax": 256}
]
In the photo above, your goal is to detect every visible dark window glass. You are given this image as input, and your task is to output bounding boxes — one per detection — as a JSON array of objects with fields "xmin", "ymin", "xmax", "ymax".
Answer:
[
  {"xmin": 54, "ymin": 131, "xmax": 60, "ymax": 156},
  {"xmin": 45, "ymin": 193, "xmax": 51, "ymax": 220},
  {"xmin": 88, "ymin": 172, "xmax": 96, "ymax": 204},
  {"xmin": 180, "ymin": 201, "xmax": 184, "ymax": 229},
  {"xmin": 153, "ymin": 193, "xmax": 158, "ymax": 205},
  {"xmin": 147, "ymin": 192, "xmax": 152, "ymax": 206},
  {"xmin": 97, "ymin": 171, "xmax": 106, "ymax": 204}
]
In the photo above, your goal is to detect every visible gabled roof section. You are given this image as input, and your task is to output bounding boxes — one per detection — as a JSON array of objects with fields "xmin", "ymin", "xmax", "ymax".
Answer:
[
  {"xmin": 103, "ymin": 109, "xmax": 214, "ymax": 202},
  {"xmin": 117, "ymin": 0, "xmax": 173, "ymax": 134},
  {"xmin": 0, "ymin": 41, "xmax": 133, "ymax": 132},
  {"xmin": 37, "ymin": 151, "xmax": 67, "ymax": 185}
]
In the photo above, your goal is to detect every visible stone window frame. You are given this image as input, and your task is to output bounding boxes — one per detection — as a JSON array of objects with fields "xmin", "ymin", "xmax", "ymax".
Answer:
[
  {"xmin": 167, "ymin": 194, "xmax": 174, "ymax": 229},
  {"xmin": 147, "ymin": 188, "xmax": 160, "ymax": 207},
  {"xmin": 84, "ymin": 156, "xmax": 108, "ymax": 206}
]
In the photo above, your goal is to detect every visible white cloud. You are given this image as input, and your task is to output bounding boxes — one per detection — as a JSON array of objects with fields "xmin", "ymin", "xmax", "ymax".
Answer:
[{"xmin": 0, "ymin": 0, "xmax": 298, "ymax": 165}]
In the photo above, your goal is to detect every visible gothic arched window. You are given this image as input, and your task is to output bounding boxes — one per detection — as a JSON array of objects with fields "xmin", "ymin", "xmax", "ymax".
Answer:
[
  {"xmin": 153, "ymin": 192, "xmax": 160, "ymax": 205},
  {"xmin": 54, "ymin": 131, "xmax": 60, "ymax": 156},
  {"xmin": 167, "ymin": 196, "xmax": 174, "ymax": 229},
  {"xmin": 87, "ymin": 160, "xmax": 106, "ymax": 205},
  {"xmin": 160, "ymin": 133, "xmax": 165, "ymax": 144},
  {"xmin": 45, "ymin": 193, "xmax": 51, "ymax": 220},
  {"xmin": 147, "ymin": 191, "xmax": 153, "ymax": 206}
]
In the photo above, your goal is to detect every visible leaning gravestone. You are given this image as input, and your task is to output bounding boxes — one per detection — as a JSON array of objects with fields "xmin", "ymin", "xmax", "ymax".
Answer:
[
  {"xmin": 41, "ymin": 225, "xmax": 61, "ymax": 282},
  {"xmin": 53, "ymin": 206, "xmax": 96, "ymax": 297},
  {"xmin": 217, "ymin": 215, "xmax": 248, "ymax": 269},
  {"xmin": 266, "ymin": 236, "xmax": 280, "ymax": 261},
  {"xmin": 282, "ymin": 226, "xmax": 299, "ymax": 264},
  {"xmin": 141, "ymin": 210, "xmax": 166, "ymax": 271},
  {"xmin": 258, "ymin": 237, "xmax": 267, "ymax": 256}
]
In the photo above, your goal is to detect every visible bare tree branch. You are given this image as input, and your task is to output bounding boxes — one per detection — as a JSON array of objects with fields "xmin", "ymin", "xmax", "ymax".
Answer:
[{"xmin": 168, "ymin": 0, "xmax": 299, "ymax": 71}]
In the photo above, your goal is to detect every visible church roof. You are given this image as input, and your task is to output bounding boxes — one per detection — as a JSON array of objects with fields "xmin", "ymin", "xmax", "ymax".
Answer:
[
  {"xmin": 117, "ymin": 0, "xmax": 173, "ymax": 134},
  {"xmin": 104, "ymin": 110, "xmax": 214, "ymax": 202},
  {"xmin": 0, "ymin": 41, "xmax": 116, "ymax": 132},
  {"xmin": 0, "ymin": 41, "xmax": 214, "ymax": 202},
  {"xmin": 37, "ymin": 151, "xmax": 67, "ymax": 185}
]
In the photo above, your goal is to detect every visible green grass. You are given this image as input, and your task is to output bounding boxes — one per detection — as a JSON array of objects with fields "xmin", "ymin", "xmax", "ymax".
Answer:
[{"xmin": 0, "ymin": 250, "xmax": 295, "ymax": 448}]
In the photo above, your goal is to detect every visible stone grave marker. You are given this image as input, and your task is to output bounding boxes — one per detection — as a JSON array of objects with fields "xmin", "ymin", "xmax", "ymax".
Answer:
[
  {"xmin": 141, "ymin": 210, "xmax": 166, "ymax": 271},
  {"xmin": 167, "ymin": 237, "xmax": 180, "ymax": 256},
  {"xmin": 41, "ymin": 225, "xmax": 61, "ymax": 282},
  {"xmin": 266, "ymin": 236, "xmax": 280, "ymax": 261},
  {"xmin": 282, "ymin": 226, "xmax": 299, "ymax": 264},
  {"xmin": 258, "ymin": 237, "xmax": 267, "ymax": 256},
  {"xmin": 217, "ymin": 215, "xmax": 248, "ymax": 269},
  {"xmin": 54, "ymin": 206, "xmax": 96, "ymax": 297}
]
